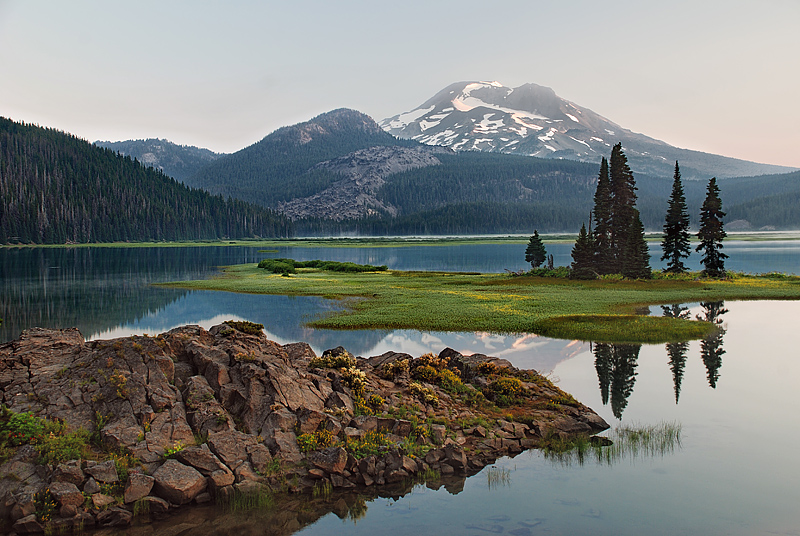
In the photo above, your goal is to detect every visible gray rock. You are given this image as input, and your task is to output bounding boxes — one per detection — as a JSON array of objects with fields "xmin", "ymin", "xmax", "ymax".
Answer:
[
  {"xmin": 49, "ymin": 481, "xmax": 84, "ymax": 508},
  {"xmin": 246, "ymin": 443, "xmax": 272, "ymax": 474},
  {"xmin": 308, "ymin": 447, "xmax": 347, "ymax": 474},
  {"xmin": 52, "ymin": 461, "xmax": 84, "ymax": 486},
  {"xmin": 85, "ymin": 459, "xmax": 118, "ymax": 483},
  {"xmin": 59, "ymin": 503, "xmax": 78, "ymax": 518},
  {"xmin": 124, "ymin": 473, "xmax": 155, "ymax": 504},
  {"xmin": 138, "ymin": 495, "xmax": 169, "ymax": 514},
  {"xmin": 207, "ymin": 430, "xmax": 253, "ymax": 469},
  {"xmin": 175, "ymin": 444, "xmax": 230, "ymax": 476},
  {"xmin": 208, "ymin": 469, "xmax": 235, "ymax": 491},
  {"xmin": 96, "ymin": 506, "xmax": 133, "ymax": 527},
  {"xmin": 12, "ymin": 513, "xmax": 44, "ymax": 534},
  {"xmin": 83, "ymin": 477, "xmax": 101, "ymax": 495},
  {"xmin": 92, "ymin": 493, "xmax": 116, "ymax": 508},
  {"xmin": 267, "ymin": 430, "xmax": 302, "ymax": 463},
  {"xmin": 152, "ymin": 459, "xmax": 207, "ymax": 505}
]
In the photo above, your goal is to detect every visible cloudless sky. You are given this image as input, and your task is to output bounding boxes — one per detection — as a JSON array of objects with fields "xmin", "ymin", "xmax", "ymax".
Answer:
[{"xmin": 2, "ymin": 0, "xmax": 798, "ymax": 167}]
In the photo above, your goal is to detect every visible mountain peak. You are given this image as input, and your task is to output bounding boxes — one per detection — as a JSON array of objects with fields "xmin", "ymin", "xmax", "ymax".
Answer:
[{"xmin": 381, "ymin": 81, "xmax": 794, "ymax": 179}]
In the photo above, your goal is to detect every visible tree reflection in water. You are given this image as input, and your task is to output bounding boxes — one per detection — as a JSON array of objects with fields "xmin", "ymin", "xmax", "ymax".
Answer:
[
  {"xmin": 697, "ymin": 301, "xmax": 727, "ymax": 388},
  {"xmin": 662, "ymin": 304, "xmax": 690, "ymax": 403},
  {"xmin": 593, "ymin": 343, "xmax": 641, "ymax": 419},
  {"xmin": 593, "ymin": 302, "xmax": 728, "ymax": 416}
]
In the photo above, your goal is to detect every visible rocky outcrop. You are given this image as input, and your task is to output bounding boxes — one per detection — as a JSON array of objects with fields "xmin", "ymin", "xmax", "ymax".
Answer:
[
  {"xmin": 278, "ymin": 145, "xmax": 450, "ymax": 220},
  {"xmin": 0, "ymin": 323, "xmax": 608, "ymax": 533}
]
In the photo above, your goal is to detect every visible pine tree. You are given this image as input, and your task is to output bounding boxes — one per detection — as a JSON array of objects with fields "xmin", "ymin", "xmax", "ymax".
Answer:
[
  {"xmin": 609, "ymin": 143, "xmax": 637, "ymax": 259},
  {"xmin": 661, "ymin": 161, "xmax": 691, "ymax": 273},
  {"xmin": 524, "ymin": 230, "xmax": 547, "ymax": 268},
  {"xmin": 570, "ymin": 223, "xmax": 596, "ymax": 279},
  {"xmin": 696, "ymin": 177, "xmax": 728, "ymax": 277},
  {"xmin": 592, "ymin": 157, "xmax": 614, "ymax": 274},
  {"xmin": 620, "ymin": 209, "xmax": 652, "ymax": 279}
]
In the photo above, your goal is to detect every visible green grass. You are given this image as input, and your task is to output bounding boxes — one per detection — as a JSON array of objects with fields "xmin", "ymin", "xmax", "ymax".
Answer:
[
  {"xmin": 543, "ymin": 422, "xmax": 682, "ymax": 466},
  {"xmin": 163, "ymin": 265, "xmax": 800, "ymax": 343}
]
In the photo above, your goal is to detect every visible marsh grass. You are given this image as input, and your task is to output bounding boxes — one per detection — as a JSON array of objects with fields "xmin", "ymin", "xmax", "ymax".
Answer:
[
  {"xmin": 485, "ymin": 466, "xmax": 511, "ymax": 490},
  {"xmin": 219, "ymin": 486, "xmax": 274, "ymax": 513},
  {"xmin": 544, "ymin": 422, "xmax": 683, "ymax": 467},
  {"xmin": 164, "ymin": 264, "xmax": 800, "ymax": 343}
]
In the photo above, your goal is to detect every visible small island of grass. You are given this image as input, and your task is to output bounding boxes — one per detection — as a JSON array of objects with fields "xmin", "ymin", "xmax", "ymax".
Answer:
[{"xmin": 163, "ymin": 261, "xmax": 800, "ymax": 343}]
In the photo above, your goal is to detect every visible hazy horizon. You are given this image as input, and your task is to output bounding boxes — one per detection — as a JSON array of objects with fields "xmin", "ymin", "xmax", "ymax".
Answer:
[{"xmin": 2, "ymin": 0, "xmax": 798, "ymax": 168}]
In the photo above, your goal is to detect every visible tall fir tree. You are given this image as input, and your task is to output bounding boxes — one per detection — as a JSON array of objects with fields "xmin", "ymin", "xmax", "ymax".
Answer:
[
  {"xmin": 696, "ymin": 177, "xmax": 728, "ymax": 277},
  {"xmin": 592, "ymin": 157, "xmax": 614, "ymax": 275},
  {"xmin": 609, "ymin": 143, "xmax": 638, "ymax": 258},
  {"xmin": 570, "ymin": 223, "xmax": 596, "ymax": 279},
  {"xmin": 606, "ymin": 143, "xmax": 651, "ymax": 278},
  {"xmin": 524, "ymin": 230, "xmax": 547, "ymax": 268},
  {"xmin": 620, "ymin": 209, "xmax": 652, "ymax": 279},
  {"xmin": 661, "ymin": 161, "xmax": 691, "ymax": 273}
]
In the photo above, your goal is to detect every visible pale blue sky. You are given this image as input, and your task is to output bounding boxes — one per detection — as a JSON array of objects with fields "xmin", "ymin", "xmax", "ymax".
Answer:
[{"xmin": 2, "ymin": 0, "xmax": 798, "ymax": 167}]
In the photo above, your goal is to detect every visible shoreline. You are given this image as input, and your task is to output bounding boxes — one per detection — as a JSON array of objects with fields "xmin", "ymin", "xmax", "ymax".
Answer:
[{"xmin": 0, "ymin": 322, "xmax": 608, "ymax": 534}]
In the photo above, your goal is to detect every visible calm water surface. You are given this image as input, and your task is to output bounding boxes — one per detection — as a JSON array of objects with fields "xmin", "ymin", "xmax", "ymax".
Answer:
[{"xmin": 1, "ymin": 241, "xmax": 799, "ymax": 535}]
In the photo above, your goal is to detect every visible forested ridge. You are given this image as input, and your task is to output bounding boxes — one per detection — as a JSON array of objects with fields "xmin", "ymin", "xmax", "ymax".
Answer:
[
  {"xmin": 188, "ymin": 108, "xmax": 416, "ymax": 206},
  {"xmin": 0, "ymin": 117, "xmax": 293, "ymax": 244}
]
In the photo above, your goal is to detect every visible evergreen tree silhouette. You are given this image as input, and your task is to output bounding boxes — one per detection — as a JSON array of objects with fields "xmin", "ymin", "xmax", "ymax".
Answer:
[
  {"xmin": 662, "ymin": 304, "xmax": 690, "ymax": 403},
  {"xmin": 661, "ymin": 162, "xmax": 692, "ymax": 273},
  {"xmin": 697, "ymin": 301, "xmax": 727, "ymax": 388},
  {"xmin": 592, "ymin": 157, "xmax": 614, "ymax": 274},
  {"xmin": 697, "ymin": 178, "xmax": 728, "ymax": 277},
  {"xmin": 525, "ymin": 230, "xmax": 547, "ymax": 268},
  {"xmin": 570, "ymin": 223, "xmax": 596, "ymax": 279}
]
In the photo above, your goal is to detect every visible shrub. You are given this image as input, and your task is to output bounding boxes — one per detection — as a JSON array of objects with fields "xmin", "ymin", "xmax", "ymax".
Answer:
[
  {"xmin": 345, "ymin": 431, "xmax": 392, "ymax": 459},
  {"xmin": 490, "ymin": 377, "xmax": 524, "ymax": 397},
  {"xmin": 224, "ymin": 320, "xmax": 264, "ymax": 336},
  {"xmin": 0, "ymin": 407, "xmax": 44, "ymax": 446},
  {"xmin": 341, "ymin": 366, "xmax": 367, "ymax": 396},
  {"xmin": 437, "ymin": 369, "xmax": 464, "ymax": 393},
  {"xmin": 381, "ymin": 359, "xmax": 409, "ymax": 379},
  {"xmin": 367, "ymin": 394, "xmax": 385, "ymax": 409},
  {"xmin": 309, "ymin": 349, "xmax": 356, "ymax": 370},
  {"xmin": 408, "ymin": 382, "xmax": 439, "ymax": 407},
  {"xmin": 476, "ymin": 361, "xmax": 500, "ymax": 376},
  {"xmin": 412, "ymin": 365, "xmax": 438, "ymax": 383},
  {"xmin": 297, "ymin": 429, "xmax": 337, "ymax": 452},
  {"xmin": 257, "ymin": 259, "xmax": 296, "ymax": 274}
]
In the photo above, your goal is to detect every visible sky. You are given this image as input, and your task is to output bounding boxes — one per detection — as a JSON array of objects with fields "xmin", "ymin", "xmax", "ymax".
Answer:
[{"xmin": 1, "ymin": 0, "xmax": 799, "ymax": 167}]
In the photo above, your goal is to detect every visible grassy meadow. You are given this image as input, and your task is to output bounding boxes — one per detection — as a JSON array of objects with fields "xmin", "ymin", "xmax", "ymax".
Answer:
[{"xmin": 164, "ymin": 264, "xmax": 800, "ymax": 343}]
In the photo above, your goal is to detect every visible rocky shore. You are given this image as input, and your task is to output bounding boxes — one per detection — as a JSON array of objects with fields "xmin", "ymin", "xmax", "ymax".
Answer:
[{"xmin": 0, "ymin": 322, "xmax": 608, "ymax": 534}]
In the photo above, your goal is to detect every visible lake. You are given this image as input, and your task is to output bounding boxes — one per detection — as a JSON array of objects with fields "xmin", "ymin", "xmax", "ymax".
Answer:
[{"xmin": 1, "ymin": 240, "xmax": 799, "ymax": 535}]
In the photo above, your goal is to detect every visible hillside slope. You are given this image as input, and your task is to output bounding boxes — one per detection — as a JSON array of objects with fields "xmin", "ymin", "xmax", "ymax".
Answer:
[
  {"xmin": 94, "ymin": 138, "xmax": 223, "ymax": 183},
  {"xmin": 0, "ymin": 117, "xmax": 292, "ymax": 244}
]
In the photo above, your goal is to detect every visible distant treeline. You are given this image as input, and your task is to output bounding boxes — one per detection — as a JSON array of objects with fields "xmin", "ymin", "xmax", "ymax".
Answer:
[{"xmin": 0, "ymin": 117, "xmax": 293, "ymax": 244}]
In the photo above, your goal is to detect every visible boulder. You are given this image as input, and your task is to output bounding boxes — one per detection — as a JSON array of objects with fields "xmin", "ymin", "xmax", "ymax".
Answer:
[
  {"xmin": 139, "ymin": 495, "xmax": 170, "ymax": 514},
  {"xmin": 208, "ymin": 469, "xmax": 235, "ymax": 491},
  {"xmin": 266, "ymin": 430, "xmax": 302, "ymax": 463},
  {"xmin": 207, "ymin": 430, "xmax": 254, "ymax": 469},
  {"xmin": 49, "ymin": 481, "xmax": 84, "ymax": 508},
  {"xmin": 295, "ymin": 408, "xmax": 326, "ymax": 434},
  {"xmin": 124, "ymin": 473, "xmax": 155, "ymax": 504},
  {"xmin": 152, "ymin": 459, "xmax": 207, "ymax": 505},
  {"xmin": 92, "ymin": 493, "xmax": 116, "ymax": 508},
  {"xmin": 96, "ymin": 507, "xmax": 133, "ymax": 527},
  {"xmin": 52, "ymin": 461, "xmax": 84, "ymax": 486},
  {"xmin": 175, "ymin": 444, "xmax": 230, "ymax": 476},
  {"xmin": 308, "ymin": 447, "xmax": 348, "ymax": 475},
  {"xmin": 246, "ymin": 443, "xmax": 273, "ymax": 474},
  {"xmin": 83, "ymin": 477, "xmax": 101, "ymax": 495},
  {"xmin": 12, "ymin": 514, "xmax": 44, "ymax": 534},
  {"xmin": 85, "ymin": 459, "xmax": 118, "ymax": 483}
]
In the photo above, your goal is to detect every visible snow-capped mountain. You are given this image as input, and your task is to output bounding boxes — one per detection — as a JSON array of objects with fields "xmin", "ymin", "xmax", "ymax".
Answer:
[{"xmin": 381, "ymin": 81, "xmax": 794, "ymax": 179}]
